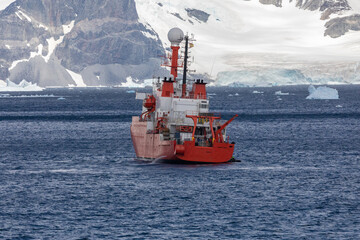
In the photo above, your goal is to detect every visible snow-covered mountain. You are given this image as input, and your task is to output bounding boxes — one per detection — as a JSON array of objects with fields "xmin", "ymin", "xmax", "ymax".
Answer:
[
  {"xmin": 1, "ymin": 0, "xmax": 360, "ymax": 87},
  {"xmin": 0, "ymin": 0, "xmax": 164, "ymax": 87},
  {"xmin": 135, "ymin": 0, "xmax": 360, "ymax": 86}
]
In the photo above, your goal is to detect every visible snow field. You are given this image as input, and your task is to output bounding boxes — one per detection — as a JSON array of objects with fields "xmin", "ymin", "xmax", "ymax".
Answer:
[{"xmin": 135, "ymin": 0, "xmax": 360, "ymax": 85}]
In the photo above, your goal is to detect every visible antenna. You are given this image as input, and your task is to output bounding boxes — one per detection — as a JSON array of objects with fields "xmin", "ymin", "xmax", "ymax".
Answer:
[
  {"xmin": 167, "ymin": 28, "xmax": 184, "ymax": 80},
  {"xmin": 182, "ymin": 35, "xmax": 189, "ymax": 98}
]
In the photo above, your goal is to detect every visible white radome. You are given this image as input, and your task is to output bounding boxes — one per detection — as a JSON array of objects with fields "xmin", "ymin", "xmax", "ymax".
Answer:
[{"xmin": 167, "ymin": 27, "xmax": 184, "ymax": 46}]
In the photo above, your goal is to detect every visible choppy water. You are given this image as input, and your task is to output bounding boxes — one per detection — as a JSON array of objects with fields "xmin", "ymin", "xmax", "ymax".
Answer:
[{"xmin": 0, "ymin": 86, "xmax": 359, "ymax": 239}]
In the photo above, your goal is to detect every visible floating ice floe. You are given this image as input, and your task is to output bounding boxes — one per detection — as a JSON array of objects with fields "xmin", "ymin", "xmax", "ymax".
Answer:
[
  {"xmin": 0, "ymin": 93, "xmax": 10, "ymax": 98},
  {"xmin": 253, "ymin": 90, "xmax": 264, "ymax": 94},
  {"xmin": 306, "ymin": 85, "xmax": 339, "ymax": 100},
  {"xmin": 0, "ymin": 79, "xmax": 44, "ymax": 92},
  {"xmin": 275, "ymin": 90, "xmax": 290, "ymax": 96},
  {"xmin": 126, "ymin": 90, "xmax": 136, "ymax": 93}
]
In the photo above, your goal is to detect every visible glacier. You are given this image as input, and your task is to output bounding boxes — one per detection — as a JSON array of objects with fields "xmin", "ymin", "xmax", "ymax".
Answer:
[
  {"xmin": 211, "ymin": 66, "xmax": 360, "ymax": 87},
  {"xmin": 213, "ymin": 69, "xmax": 310, "ymax": 87},
  {"xmin": 135, "ymin": 0, "xmax": 360, "ymax": 86},
  {"xmin": 306, "ymin": 85, "xmax": 339, "ymax": 100}
]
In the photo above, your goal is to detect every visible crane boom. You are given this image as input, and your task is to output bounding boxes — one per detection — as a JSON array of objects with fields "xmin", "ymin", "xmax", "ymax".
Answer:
[{"xmin": 215, "ymin": 114, "xmax": 238, "ymax": 143}]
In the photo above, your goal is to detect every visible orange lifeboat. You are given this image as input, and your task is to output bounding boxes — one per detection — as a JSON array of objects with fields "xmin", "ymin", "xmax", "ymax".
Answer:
[
  {"xmin": 144, "ymin": 95, "xmax": 156, "ymax": 109},
  {"xmin": 140, "ymin": 95, "xmax": 156, "ymax": 120}
]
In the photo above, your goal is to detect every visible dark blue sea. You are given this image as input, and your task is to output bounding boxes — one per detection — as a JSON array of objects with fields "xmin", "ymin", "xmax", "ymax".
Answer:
[{"xmin": 0, "ymin": 85, "xmax": 359, "ymax": 239}]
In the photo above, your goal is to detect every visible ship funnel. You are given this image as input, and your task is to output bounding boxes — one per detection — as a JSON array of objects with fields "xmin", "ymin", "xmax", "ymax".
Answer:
[{"xmin": 168, "ymin": 28, "xmax": 184, "ymax": 46}]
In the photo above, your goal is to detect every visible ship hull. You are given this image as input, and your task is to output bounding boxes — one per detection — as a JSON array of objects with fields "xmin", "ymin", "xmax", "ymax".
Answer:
[
  {"xmin": 130, "ymin": 116, "xmax": 234, "ymax": 163},
  {"xmin": 175, "ymin": 141, "xmax": 235, "ymax": 163},
  {"xmin": 131, "ymin": 116, "xmax": 176, "ymax": 160},
  {"xmin": 131, "ymin": 117, "xmax": 235, "ymax": 163}
]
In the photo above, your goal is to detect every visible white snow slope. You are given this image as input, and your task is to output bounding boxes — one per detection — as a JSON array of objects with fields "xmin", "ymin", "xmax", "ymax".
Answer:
[
  {"xmin": 348, "ymin": 0, "xmax": 360, "ymax": 13},
  {"xmin": 0, "ymin": 0, "xmax": 16, "ymax": 11},
  {"xmin": 135, "ymin": 0, "xmax": 360, "ymax": 86}
]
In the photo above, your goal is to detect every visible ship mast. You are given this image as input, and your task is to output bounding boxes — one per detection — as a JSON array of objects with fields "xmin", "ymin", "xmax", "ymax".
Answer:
[{"xmin": 182, "ymin": 35, "xmax": 189, "ymax": 98}]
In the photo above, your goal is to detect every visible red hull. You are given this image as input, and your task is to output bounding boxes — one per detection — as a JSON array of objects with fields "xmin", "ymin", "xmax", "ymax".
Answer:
[
  {"xmin": 131, "ymin": 117, "xmax": 235, "ymax": 163},
  {"xmin": 175, "ymin": 141, "xmax": 235, "ymax": 163},
  {"xmin": 131, "ymin": 116, "xmax": 176, "ymax": 160}
]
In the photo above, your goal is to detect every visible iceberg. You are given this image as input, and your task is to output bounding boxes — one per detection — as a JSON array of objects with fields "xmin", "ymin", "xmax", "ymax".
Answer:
[
  {"xmin": 275, "ymin": 91, "xmax": 290, "ymax": 96},
  {"xmin": 306, "ymin": 85, "xmax": 339, "ymax": 100},
  {"xmin": 0, "ymin": 79, "xmax": 44, "ymax": 92},
  {"xmin": 253, "ymin": 90, "xmax": 264, "ymax": 94}
]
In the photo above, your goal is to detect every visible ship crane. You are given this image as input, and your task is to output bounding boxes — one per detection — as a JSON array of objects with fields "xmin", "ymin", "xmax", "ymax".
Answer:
[{"xmin": 214, "ymin": 114, "xmax": 239, "ymax": 143}]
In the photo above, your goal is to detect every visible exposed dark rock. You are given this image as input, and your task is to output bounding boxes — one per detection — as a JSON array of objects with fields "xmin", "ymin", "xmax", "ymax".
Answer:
[
  {"xmin": 319, "ymin": 0, "xmax": 351, "ymax": 12},
  {"xmin": 171, "ymin": 12, "xmax": 185, "ymax": 21},
  {"xmin": 260, "ymin": 0, "xmax": 351, "ymax": 13},
  {"xmin": 295, "ymin": 0, "xmax": 323, "ymax": 11},
  {"xmin": 55, "ymin": 19, "xmax": 163, "ymax": 73},
  {"xmin": 259, "ymin": 0, "xmax": 282, "ymax": 7},
  {"xmin": 185, "ymin": 8, "xmax": 210, "ymax": 23},
  {"xmin": 325, "ymin": 14, "xmax": 360, "ymax": 38}
]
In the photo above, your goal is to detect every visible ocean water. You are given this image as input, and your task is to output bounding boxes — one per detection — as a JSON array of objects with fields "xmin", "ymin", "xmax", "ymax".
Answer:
[{"xmin": 0, "ymin": 86, "xmax": 359, "ymax": 239}]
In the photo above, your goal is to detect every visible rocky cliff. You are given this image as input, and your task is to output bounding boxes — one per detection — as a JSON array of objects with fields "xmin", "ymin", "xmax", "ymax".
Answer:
[{"xmin": 0, "ymin": 0, "xmax": 164, "ymax": 86}]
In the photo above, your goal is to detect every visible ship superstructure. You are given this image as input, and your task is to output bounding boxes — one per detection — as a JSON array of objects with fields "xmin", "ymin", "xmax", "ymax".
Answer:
[{"xmin": 131, "ymin": 28, "xmax": 238, "ymax": 163}]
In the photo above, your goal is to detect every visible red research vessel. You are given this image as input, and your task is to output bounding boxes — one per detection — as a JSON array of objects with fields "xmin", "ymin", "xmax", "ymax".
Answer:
[{"xmin": 131, "ymin": 28, "xmax": 238, "ymax": 163}]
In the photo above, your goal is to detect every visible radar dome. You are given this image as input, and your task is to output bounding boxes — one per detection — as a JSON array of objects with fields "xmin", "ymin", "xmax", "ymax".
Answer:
[{"xmin": 168, "ymin": 28, "xmax": 184, "ymax": 46}]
